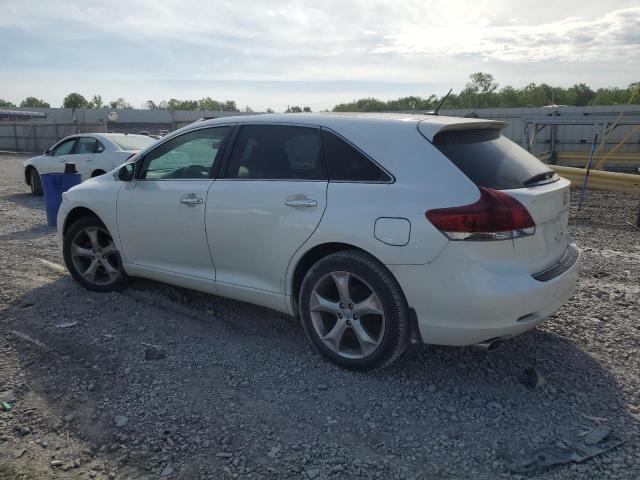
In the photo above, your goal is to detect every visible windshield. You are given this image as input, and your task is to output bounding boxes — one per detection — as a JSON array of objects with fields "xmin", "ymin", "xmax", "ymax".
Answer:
[
  {"xmin": 433, "ymin": 129, "xmax": 555, "ymax": 190},
  {"xmin": 107, "ymin": 135, "xmax": 156, "ymax": 151}
]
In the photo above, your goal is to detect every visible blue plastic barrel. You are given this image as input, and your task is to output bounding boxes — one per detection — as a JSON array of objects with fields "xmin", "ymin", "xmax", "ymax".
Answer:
[{"xmin": 41, "ymin": 173, "xmax": 82, "ymax": 227}]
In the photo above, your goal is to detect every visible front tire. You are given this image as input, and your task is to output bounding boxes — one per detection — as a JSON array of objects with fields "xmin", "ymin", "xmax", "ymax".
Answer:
[
  {"xmin": 63, "ymin": 217, "xmax": 128, "ymax": 292},
  {"xmin": 29, "ymin": 168, "xmax": 43, "ymax": 196},
  {"xmin": 299, "ymin": 250, "xmax": 410, "ymax": 371}
]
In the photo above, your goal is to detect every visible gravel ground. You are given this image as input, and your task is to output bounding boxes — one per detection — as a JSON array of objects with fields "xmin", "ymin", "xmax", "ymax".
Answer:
[{"xmin": 0, "ymin": 153, "xmax": 639, "ymax": 480}]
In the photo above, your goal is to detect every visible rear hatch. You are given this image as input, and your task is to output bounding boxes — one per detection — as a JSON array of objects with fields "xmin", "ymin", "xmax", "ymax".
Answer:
[{"xmin": 424, "ymin": 122, "xmax": 570, "ymax": 275}]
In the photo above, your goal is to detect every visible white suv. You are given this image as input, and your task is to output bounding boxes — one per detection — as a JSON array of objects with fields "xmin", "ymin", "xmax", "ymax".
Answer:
[{"xmin": 57, "ymin": 113, "xmax": 579, "ymax": 371}]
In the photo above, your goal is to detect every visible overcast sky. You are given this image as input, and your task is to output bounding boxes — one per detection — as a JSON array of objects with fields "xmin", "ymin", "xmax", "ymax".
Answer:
[{"xmin": 1, "ymin": 0, "xmax": 638, "ymax": 111}]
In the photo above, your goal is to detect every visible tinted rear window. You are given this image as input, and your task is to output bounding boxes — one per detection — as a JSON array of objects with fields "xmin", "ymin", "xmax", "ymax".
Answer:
[{"xmin": 433, "ymin": 129, "xmax": 555, "ymax": 190}]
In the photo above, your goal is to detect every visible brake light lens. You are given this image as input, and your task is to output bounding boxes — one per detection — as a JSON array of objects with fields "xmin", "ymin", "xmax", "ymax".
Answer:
[{"xmin": 426, "ymin": 187, "xmax": 535, "ymax": 241}]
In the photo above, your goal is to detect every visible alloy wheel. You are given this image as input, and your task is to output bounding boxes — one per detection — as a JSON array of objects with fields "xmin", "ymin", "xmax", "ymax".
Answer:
[
  {"xmin": 69, "ymin": 226, "xmax": 121, "ymax": 286},
  {"xmin": 309, "ymin": 271, "xmax": 385, "ymax": 359}
]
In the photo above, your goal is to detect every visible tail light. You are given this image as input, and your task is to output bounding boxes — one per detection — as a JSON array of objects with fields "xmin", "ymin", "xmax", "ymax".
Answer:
[{"xmin": 426, "ymin": 187, "xmax": 535, "ymax": 241}]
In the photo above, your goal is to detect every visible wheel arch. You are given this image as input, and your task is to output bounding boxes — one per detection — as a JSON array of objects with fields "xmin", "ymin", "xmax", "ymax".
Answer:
[
  {"xmin": 91, "ymin": 169, "xmax": 107, "ymax": 178},
  {"xmin": 24, "ymin": 165, "xmax": 36, "ymax": 185},
  {"xmin": 289, "ymin": 242, "xmax": 380, "ymax": 309},
  {"xmin": 62, "ymin": 206, "xmax": 105, "ymax": 236}
]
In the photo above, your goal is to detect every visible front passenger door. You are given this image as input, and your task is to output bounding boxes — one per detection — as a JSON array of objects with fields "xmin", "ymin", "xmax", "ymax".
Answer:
[
  {"xmin": 41, "ymin": 138, "xmax": 77, "ymax": 174},
  {"xmin": 116, "ymin": 126, "xmax": 231, "ymax": 280}
]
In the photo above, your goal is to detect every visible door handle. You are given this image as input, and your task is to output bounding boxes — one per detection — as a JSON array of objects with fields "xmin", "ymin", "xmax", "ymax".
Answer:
[
  {"xmin": 180, "ymin": 194, "xmax": 203, "ymax": 206},
  {"xmin": 285, "ymin": 197, "xmax": 317, "ymax": 208}
]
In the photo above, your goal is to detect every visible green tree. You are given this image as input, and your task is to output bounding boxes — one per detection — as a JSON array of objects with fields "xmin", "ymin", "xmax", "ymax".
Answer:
[
  {"xmin": 0, "ymin": 99, "xmax": 15, "ymax": 107},
  {"xmin": 302, "ymin": 106, "xmax": 312, "ymax": 112},
  {"xmin": 145, "ymin": 100, "xmax": 157, "ymax": 110},
  {"xmin": 286, "ymin": 105, "xmax": 303, "ymax": 113},
  {"xmin": 197, "ymin": 97, "xmax": 223, "ymax": 110},
  {"xmin": 463, "ymin": 72, "xmax": 499, "ymax": 108},
  {"xmin": 91, "ymin": 95, "xmax": 104, "ymax": 109},
  {"xmin": 223, "ymin": 100, "xmax": 238, "ymax": 112},
  {"xmin": 567, "ymin": 83, "xmax": 595, "ymax": 107},
  {"xmin": 166, "ymin": 99, "xmax": 197, "ymax": 110},
  {"xmin": 20, "ymin": 97, "xmax": 50, "ymax": 108},
  {"xmin": 497, "ymin": 86, "xmax": 521, "ymax": 107},
  {"xmin": 109, "ymin": 98, "xmax": 133, "ymax": 109},
  {"xmin": 62, "ymin": 93, "xmax": 90, "ymax": 109},
  {"xmin": 265, "ymin": 107, "xmax": 274, "ymax": 113},
  {"xmin": 466, "ymin": 72, "xmax": 498, "ymax": 94}
]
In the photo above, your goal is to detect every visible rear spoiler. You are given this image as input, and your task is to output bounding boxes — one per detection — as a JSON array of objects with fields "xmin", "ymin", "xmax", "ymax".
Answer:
[{"xmin": 417, "ymin": 118, "xmax": 507, "ymax": 142}]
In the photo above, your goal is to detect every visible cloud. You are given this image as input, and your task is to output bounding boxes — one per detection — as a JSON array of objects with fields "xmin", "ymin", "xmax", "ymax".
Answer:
[
  {"xmin": 0, "ymin": 1, "xmax": 637, "ymax": 108},
  {"xmin": 372, "ymin": 7, "xmax": 640, "ymax": 63}
]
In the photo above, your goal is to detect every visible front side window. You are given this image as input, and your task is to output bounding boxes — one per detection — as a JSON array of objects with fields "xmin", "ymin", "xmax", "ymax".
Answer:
[
  {"xmin": 322, "ymin": 130, "xmax": 391, "ymax": 182},
  {"xmin": 76, "ymin": 137, "xmax": 98, "ymax": 154},
  {"xmin": 141, "ymin": 127, "xmax": 230, "ymax": 180},
  {"xmin": 225, "ymin": 125, "xmax": 324, "ymax": 180},
  {"xmin": 52, "ymin": 138, "xmax": 77, "ymax": 156}
]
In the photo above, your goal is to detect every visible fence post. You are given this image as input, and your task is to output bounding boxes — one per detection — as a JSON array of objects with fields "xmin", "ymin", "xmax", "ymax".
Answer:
[{"xmin": 13, "ymin": 123, "xmax": 18, "ymax": 152}]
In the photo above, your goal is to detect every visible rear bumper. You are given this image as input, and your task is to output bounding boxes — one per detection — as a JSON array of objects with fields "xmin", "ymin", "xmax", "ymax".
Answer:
[{"xmin": 388, "ymin": 242, "xmax": 579, "ymax": 346}]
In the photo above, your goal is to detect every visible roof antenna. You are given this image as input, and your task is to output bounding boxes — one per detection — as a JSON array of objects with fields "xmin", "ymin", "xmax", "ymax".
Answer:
[{"xmin": 431, "ymin": 88, "xmax": 452, "ymax": 116}]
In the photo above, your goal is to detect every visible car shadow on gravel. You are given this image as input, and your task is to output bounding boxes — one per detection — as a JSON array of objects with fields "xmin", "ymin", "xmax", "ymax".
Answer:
[
  {"xmin": 2, "ymin": 192, "xmax": 44, "ymax": 210},
  {"xmin": 1, "ymin": 276, "xmax": 637, "ymax": 479},
  {"xmin": 0, "ymin": 224, "xmax": 54, "ymax": 241}
]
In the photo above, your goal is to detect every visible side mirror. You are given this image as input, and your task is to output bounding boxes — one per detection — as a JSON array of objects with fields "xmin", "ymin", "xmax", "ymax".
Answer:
[
  {"xmin": 116, "ymin": 163, "xmax": 135, "ymax": 182},
  {"xmin": 44, "ymin": 149, "xmax": 52, "ymax": 155}
]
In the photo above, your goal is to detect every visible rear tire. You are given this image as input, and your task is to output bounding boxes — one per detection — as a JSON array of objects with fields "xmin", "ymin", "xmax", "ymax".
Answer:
[
  {"xmin": 299, "ymin": 250, "xmax": 410, "ymax": 371},
  {"xmin": 29, "ymin": 169, "xmax": 43, "ymax": 196},
  {"xmin": 63, "ymin": 217, "xmax": 128, "ymax": 292}
]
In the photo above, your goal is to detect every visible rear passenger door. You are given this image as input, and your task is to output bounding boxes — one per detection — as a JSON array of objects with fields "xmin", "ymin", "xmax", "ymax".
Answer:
[
  {"xmin": 206, "ymin": 124, "xmax": 328, "ymax": 295},
  {"xmin": 73, "ymin": 137, "xmax": 99, "ymax": 179}
]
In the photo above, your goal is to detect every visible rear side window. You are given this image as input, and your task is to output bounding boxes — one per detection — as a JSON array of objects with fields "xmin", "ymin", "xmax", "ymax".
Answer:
[
  {"xmin": 433, "ymin": 129, "xmax": 555, "ymax": 190},
  {"xmin": 322, "ymin": 130, "xmax": 391, "ymax": 182},
  {"xmin": 76, "ymin": 137, "xmax": 98, "ymax": 154},
  {"xmin": 225, "ymin": 125, "xmax": 324, "ymax": 180}
]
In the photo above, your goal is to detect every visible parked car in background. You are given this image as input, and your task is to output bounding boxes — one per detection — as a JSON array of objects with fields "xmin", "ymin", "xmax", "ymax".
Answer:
[
  {"xmin": 56, "ymin": 113, "xmax": 579, "ymax": 371},
  {"xmin": 24, "ymin": 133, "xmax": 156, "ymax": 195}
]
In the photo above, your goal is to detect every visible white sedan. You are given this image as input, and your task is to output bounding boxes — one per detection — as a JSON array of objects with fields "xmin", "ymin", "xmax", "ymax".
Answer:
[
  {"xmin": 24, "ymin": 133, "xmax": 156, "ymax": 195},
  {"xmin": 56, "ymin": 113, "xmax": 579, "ymax": 371}
]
